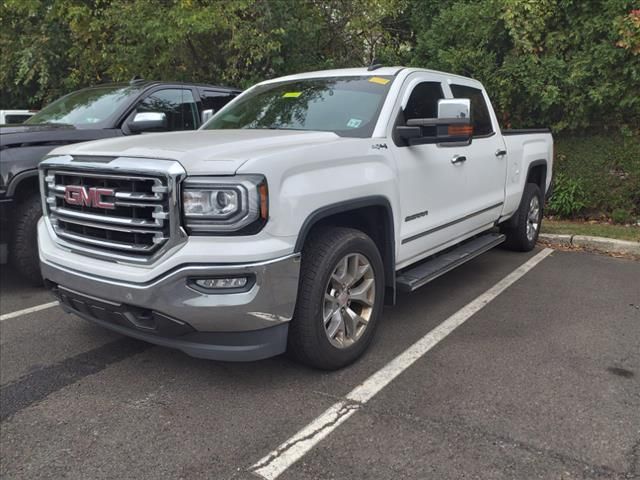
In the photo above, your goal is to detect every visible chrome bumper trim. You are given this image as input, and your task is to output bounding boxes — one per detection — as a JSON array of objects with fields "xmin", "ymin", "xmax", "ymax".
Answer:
[{"xmin": 41, "ymin": 253, "xmax": 301, "ymax": 332}]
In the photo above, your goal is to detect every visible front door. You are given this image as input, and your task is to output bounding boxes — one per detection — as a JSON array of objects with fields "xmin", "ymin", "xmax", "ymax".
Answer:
[{"xmin": 391, "ymin": 73, "xmax": 506, "ymax": 268}]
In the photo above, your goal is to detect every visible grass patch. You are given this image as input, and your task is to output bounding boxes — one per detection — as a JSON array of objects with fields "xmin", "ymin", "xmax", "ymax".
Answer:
[{"xmin": 542, "ymin": 219, "xmax": 640, "ymax": 242}]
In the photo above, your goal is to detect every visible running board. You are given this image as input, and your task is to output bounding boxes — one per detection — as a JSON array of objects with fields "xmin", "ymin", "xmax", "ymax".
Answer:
[{"xmin": 396, "ymin": 233, "xmax": 506, "ymax": 293}]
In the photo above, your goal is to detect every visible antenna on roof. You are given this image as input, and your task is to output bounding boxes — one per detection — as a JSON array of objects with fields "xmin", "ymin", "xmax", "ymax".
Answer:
[{"xmin": 367, "ymin": 59, "xmax": 384, "ymax": 71}]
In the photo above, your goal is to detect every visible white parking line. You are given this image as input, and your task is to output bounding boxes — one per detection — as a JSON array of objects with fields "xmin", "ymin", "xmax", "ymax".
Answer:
[
  {"xmin": 250, "ymin": 248, "xmax": 554, "ymax": 479},
  {"xmin": 0, "ymin": 301, "xmax": 60, "ymax": 321}
]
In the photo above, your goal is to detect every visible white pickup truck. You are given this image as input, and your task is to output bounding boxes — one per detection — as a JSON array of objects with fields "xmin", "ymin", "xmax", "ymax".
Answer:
[{"xmin": 38, "ymin": 67, "xmax": 553, "ymax": 369}]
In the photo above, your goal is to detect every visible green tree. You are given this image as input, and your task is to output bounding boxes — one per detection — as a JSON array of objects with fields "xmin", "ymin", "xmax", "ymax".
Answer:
[{"xmin": 410, "ymin": 0, "xmax": 640, "ymax": 133}]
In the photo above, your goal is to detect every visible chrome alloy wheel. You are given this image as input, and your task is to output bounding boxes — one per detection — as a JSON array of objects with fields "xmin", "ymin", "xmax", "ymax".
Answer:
[
  {"xmin": 526, "ymin": 195, "xmax": 541, "ymax": 242},
  {"xmin": 322, "ymin": 253, "xmax": 376, "ymax": 349}
]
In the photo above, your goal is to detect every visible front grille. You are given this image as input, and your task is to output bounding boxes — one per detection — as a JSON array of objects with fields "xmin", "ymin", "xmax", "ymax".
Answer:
[{"xmin": 44, "ymin": 169, "xmax": 171, "ymax": 256}]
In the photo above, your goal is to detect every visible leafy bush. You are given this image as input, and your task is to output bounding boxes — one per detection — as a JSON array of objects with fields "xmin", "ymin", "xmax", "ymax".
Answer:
[
  {"xmin": 611, "ymin": 208, "xmax": 634, "ymax": 224},
  {"xmin": 551, "ymin": 133, "xmax": 640, "ymax": 220},
  {"xmin": 547, "ymin": 173, "xmax": 587, "ymax": 217}
]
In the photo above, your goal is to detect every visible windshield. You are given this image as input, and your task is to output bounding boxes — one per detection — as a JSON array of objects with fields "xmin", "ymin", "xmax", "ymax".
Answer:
[
  {"xmin": 26, "ymin": 85, "xmax": 140, "ymax": 126},
  {"xmin": 203, "ymin": 76, "xmax": 393, "ymax": 137}
]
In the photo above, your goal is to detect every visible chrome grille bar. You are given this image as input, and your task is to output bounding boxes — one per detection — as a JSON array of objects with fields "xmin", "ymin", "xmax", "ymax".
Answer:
[
  {"xmin": 52, "ymin": 206, "xmax": 164, "ymax": 227},
  {"xmin": 53, "ymin": 228, "xmax": 158, "ymax": 252}
]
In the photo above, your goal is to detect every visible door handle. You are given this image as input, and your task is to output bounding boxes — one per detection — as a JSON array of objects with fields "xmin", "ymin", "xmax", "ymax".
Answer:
[
  {"xmin": 451, "ymin": 155, "xmax": 467, "ymax": 164},
  {"xmin": 495, "ymin": 149, "xmax": 507, "ymax": 157}
]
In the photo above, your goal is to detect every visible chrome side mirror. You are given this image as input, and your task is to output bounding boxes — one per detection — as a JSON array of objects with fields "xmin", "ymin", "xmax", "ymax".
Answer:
[
  {"xmin": 128, "ymin": 111, "xmax": 167, "ymax": 133},
  {"xmin": 437, "ymin": 98, "xmax": 470, "ymax": 121},
  {"xmin": 396, "ymin": 98, "xmax": 473, "ymax": 146},
  {"xmin": 201, "ymin": 109, "xmax": 214, "ymax": 124}
]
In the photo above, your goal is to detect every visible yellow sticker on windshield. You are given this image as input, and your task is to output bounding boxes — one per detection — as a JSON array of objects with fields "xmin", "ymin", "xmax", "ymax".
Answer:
[
  {"xmin": 369, "ymin": 77, "xmax": 390, "ymax": 85},
  {"xmin": 282, "ymin": 92, "xmax": 302, "ymax": 98}
]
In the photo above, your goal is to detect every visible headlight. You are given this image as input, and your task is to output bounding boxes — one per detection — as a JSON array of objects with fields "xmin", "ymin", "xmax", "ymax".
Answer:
[{"xmin": 182, "ymin": 175, "xmax": 268, "ymax": 234}]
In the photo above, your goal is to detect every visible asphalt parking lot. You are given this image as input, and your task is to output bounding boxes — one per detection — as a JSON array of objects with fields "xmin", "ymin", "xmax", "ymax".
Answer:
[{"xmin": 1, "ymin": 247, "xmax": 638, "ymax": 480}]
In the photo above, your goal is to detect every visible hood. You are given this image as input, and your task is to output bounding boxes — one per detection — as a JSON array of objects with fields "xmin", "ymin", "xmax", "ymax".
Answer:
[
  {"xmin": 0, "ymin": 123, "xmax": 120, "ymax": 149},
  {"xmin": 49, "ymin": 129, "xmax": 344, "ymax": 174}
]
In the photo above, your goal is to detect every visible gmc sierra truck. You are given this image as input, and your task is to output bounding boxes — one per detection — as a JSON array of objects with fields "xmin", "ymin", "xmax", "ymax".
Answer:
[
  {"xmin": 37, "ymin": 67, "xmax": 553, "ymax": 370},
  {"xmin": 1, "ymin": 80, "xmax": 240, "ymax": 282}
]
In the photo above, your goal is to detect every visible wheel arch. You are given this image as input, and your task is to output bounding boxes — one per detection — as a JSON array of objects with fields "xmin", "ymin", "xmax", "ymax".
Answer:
[
  {"xmin": 294, "ymin": 196, "xmax": 396, "ymax": 304},
  {"xmin": 6, "ymin": 169, "xmax": 40, "ymax": 202},
  {"xmin": 526, "ymin": 160, "xmax": 547, "ymax": 197}
]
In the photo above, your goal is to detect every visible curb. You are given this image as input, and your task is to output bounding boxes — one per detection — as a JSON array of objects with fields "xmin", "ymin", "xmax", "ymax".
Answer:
[{"xmin": 539, "ymin": 233, "xmax": 640, "ymax": 256}]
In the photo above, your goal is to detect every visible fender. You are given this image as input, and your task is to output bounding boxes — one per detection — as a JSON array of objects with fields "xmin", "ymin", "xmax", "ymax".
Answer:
[
  {"xmin": 503, "ymin": 159, "xmax": 548, "ymax": 229},
  {"xmin": 6, "ymin": 168, "xmax": 39, "ymax": 198},
  {"xmin": 294, "ymin": 195, "xmax": 396, "ymax": 304},
  {"xmin": 525, "ymin": 159, "xmax": 548, "ymax": 196}
]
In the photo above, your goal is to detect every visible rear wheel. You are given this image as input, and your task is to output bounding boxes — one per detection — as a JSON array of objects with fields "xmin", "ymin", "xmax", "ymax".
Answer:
[
  {"xmin": 502, "ymin": 183, "xmax": 543, "ymax": 252},
  {"xmin": 288, "ymin": 227, "xmax": 384, "ymax": 370}
]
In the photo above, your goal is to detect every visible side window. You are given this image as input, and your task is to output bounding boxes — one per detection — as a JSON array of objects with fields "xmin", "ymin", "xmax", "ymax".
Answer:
[
  {"xmin": 403, "ymin": 82, "xmax": 444, "ymax": 123},
  {"xmin": 136, "ymin": 89, "xmax": 198, "ymax": 131},
  {"xmin": 201, "ymin": 90, "xmax": 238, "ymax": 114},
  {"xmin": 450, "ymin": 84, "xmax": 493, "ymax": 136}
]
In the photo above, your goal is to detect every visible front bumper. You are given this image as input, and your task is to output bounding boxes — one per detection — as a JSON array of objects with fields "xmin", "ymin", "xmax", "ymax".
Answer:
[{"xmin": 41, "ymin": 253, "xmax": 301, "ymax": 361}]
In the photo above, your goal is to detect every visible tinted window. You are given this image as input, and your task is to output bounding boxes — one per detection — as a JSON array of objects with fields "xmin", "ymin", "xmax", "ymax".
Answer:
[
  {"xmin": 5, "ymin": 114, "xmax": 33, "ymax": 124},
  {"xmin": 403, "ymin": 82, "xmax": 444, "ymax": 122},
  {"xmin": 135, "ymin": 89, "xmax": 198, "ymax": 130},
  {"xmin": 201, "ymin": 90, "xmax": 237, "ymax": 114},
  {"xmin": 204, "ymin": 76, "xmax": 393, "ymax": 138},
  {"xmin": 450, "ymin": 84, "xmax": 493, "ymax": 136}
]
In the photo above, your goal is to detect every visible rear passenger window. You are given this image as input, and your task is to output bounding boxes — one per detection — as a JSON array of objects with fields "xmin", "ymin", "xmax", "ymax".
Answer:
[
  {"xmin": 403, "ymin": 82, "xmax": 444, "ymax": 123},
  {"xmin": 450, "ymin": 84, "xmax": 494, "ymax": 136},
  {"xmin": 201, "ymin": 90, "xmax": 238, "ymax": 114}
]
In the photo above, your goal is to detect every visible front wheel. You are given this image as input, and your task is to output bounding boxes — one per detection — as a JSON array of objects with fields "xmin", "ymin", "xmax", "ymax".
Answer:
[
  {"xmin": 288, "ymin": 227, "xmax": 385, "ymax": 370},
  {"xmin": 11, "ymin": 194, "xmax": 43, "ymax": 285},
  {"xmin": 502, "ymin": 183, "xmax": 543, "ymax": 252}
]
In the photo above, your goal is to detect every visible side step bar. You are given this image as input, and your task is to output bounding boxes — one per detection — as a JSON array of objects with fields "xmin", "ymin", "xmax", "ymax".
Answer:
[{"xmin": 396, "ymin": 232, "xmax": 506, "ymax": 293}]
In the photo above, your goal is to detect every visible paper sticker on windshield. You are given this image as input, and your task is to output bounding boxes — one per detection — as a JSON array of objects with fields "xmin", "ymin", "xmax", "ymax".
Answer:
[
  {"xmin": 347, "ymin": 118, "xmax": 363, "ymax": 128},
  {"xmin": 369, "ymin": 77, "xmax": 390, "ymax": 85},
  {"xmin": 282, "ymin": 92, "xmax": 302, "ymax": 98}
]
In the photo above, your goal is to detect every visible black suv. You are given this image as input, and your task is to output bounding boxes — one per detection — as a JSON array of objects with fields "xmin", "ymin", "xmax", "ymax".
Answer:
[{"xmin": 0, "ymin": 80, "xmax": 241, "ymax": 283}]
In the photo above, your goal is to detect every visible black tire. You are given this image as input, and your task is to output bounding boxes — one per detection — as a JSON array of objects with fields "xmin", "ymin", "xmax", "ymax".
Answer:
[
  {"xmin": 11, "ymin": 194, "xmax": 43, "ymax": 285},
  {"xmin": 501, "ymin": 183, "xmax": 543, "ymax": 252},
  {"xmin": 288, "ymin": 227, "xmax": 385, "ymax": 370}
]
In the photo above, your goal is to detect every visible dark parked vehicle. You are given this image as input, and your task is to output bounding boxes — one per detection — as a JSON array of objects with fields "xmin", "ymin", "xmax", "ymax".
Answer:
[{"xmin": 0, "ymin": 80, "xmax": 241, "ymax": 283}]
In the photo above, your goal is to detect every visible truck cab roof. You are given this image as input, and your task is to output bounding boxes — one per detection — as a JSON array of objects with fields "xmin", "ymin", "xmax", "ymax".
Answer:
[{"xmin": 259, "ymin": 66, "xmax": 483, "ymax": 89}]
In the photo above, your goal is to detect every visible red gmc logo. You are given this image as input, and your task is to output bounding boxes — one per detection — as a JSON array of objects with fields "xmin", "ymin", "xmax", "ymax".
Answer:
[{"xmin": 64, "ymin": 186, "xmax": 116, "ymax": 209}]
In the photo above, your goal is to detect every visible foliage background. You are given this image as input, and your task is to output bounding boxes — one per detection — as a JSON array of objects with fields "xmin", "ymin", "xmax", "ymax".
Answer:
[{"xmin": 1, "ymin": 0, "xmax": 639, "ymax": 220}]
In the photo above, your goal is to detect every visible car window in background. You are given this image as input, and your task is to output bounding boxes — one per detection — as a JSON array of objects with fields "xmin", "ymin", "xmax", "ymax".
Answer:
[
  {"xmin": 450, "ymin": 84, "xmax": 494, "ymax": 136},
  {"xmin": 201, "ymin": 90, "xmax": 238, "ymax": 114},
  {"xmin": 26, "ymin": 86, "xmax": 140, "ymax": 126},
  {"xmin": 4, "ymin": 114, "xmax": 33, "ymax": 124},
  {"xmin": 204, "ymin": 76, "xmax": 393, "ymax": 138},
  {"xmin": 135, "ymin": 89, "xmax": 198, "ymax": 130}
]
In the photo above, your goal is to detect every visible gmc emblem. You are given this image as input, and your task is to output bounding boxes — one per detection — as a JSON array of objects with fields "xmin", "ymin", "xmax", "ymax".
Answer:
[{"xmin": 64, "ymin": 186, "xmax": 116, "ymax": 209}]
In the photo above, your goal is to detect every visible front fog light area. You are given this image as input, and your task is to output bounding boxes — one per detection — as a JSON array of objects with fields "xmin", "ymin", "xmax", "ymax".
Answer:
[{"xmin": 189, "ymin": 276, "xmax": 253, "ymax": 293}]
